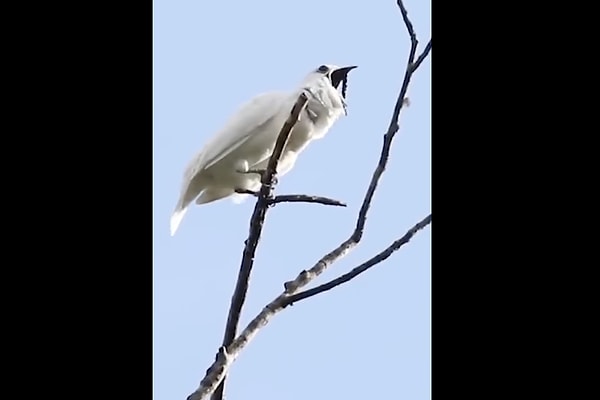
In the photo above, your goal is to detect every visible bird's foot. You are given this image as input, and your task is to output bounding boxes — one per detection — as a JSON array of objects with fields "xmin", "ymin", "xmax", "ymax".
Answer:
[
  {"xmin": 245, "ymin": 168, "xmax": 267, "ymax": 176},
  {"xmin": 244, "ymin": 169, "xmax": 278, "ymax": 185},
  {"xmin": 234, "ymin": 188, "xmax": 276, "ymax": 205}
]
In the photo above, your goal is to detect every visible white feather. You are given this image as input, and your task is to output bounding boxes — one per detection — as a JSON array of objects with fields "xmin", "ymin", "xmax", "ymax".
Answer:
[{"xmin": 170, "ymin": 208, "xmax": 188, "ymax": 237}]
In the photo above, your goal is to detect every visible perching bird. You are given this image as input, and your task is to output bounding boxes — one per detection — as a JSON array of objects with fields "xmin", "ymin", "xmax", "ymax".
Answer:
[{"xmin": 170, "ymin": 63, "xmax": 357, "ymax": 236}]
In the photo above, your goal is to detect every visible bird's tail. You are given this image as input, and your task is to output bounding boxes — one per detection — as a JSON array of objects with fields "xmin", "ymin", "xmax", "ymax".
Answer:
[
  {"xmin": 170, "ymin": 206, "xmax": 189, "ymax": 237},
  {"xmin": 170, "ymin": 174, "xmax": 208, "ymax": 237}
]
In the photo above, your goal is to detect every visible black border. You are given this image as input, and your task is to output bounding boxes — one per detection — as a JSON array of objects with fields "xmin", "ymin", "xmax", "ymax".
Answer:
[
  {"xmin": 431, "ymin": 0, "xmax": 522, "ymax": 395},
  {"xmin": 24, "ymin": 2, "xmax": 153, "ymax": 397},
  {"xmin": 18, "ymin": 0, "xmax": 527, "ymax": 397}
]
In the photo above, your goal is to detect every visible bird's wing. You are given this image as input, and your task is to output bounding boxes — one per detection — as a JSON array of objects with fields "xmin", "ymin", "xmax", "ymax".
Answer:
[{"xmin": 184, "ymin": 91, "xmax": 287, "ymax": 181}]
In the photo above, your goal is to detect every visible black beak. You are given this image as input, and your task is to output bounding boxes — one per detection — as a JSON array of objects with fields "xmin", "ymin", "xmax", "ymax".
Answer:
[{"xmin": 330, "ymin": 65, "xmax": 358, "ymax": 89}]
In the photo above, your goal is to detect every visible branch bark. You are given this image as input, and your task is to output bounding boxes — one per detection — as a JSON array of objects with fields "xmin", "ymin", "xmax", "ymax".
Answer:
[
  {"xmin": 269, "ymin": 194, "xmax": 346, "ymax": 207},
  {"xmin": 282, "ymin": 214, "xmax": 432, "ymax": 305},
  {"xmin": 206, "ymin": 93, "xmax": 309, "ymax": 400},
  {"xmin": 235, "ymin": 189, "xmax": 346, "ymax": 207}
]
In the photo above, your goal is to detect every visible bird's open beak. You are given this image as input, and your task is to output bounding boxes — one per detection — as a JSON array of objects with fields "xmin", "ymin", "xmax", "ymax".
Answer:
[{"xmin": 330, "ymin": 65, "xmax": 358, "ymax": 89}]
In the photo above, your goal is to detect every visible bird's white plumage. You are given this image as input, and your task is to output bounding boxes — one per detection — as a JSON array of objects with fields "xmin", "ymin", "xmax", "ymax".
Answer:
[
  {"xmin": 193, "ymin": 92, "xmax": 286, "ymax": 173},
  {"xmin": 170, "ymin": 208, "xmax": 188, "ymax": 237},
  {"xmin": 170, "ymin": 64, "xmax": 355, "ymax": 236}
]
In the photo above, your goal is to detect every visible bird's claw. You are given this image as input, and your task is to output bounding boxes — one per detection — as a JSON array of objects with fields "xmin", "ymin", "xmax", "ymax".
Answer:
[
  {"xmin": 245, "ymin": 169, "xmax": 278, "ymax": 185},
  {"xmin": 245, "ymin": 168, "xmax": 267, "ymax": 176}
]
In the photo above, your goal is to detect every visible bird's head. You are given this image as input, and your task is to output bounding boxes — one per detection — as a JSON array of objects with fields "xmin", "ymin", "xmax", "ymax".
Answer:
[
  {"xmin": 301, "ymin": 64, "xmax": 357, "ymax": 115},
  {"xmin": 308, "ymin": 64, "xmax": 357, "ymax": 98}
]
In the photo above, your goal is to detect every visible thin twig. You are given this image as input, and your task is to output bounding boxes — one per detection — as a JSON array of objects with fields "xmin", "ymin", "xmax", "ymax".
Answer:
[
  {"xmin": 269, "ymin": 194, "xmax": 346, "ymax": 207},
  {"xmin": 234, "ymin": 190, "xmax": 347, "ymax": 207},
  {"xmin": 202, "ymin": 93, "xmax": 309, "ymax": 400},
  {"xmin": 397, "ymin": 0, "xmax": 417, "ymax": 43},
  {"xmin": 283, "ymin": 214, "xmax": 432, "ymax": 305},
  {"xmin": 412, "ymin": 39, "xmax": 431, "ymax": 71}
]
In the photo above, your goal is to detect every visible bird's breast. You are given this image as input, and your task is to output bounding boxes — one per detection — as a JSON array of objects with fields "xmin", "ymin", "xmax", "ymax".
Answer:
[{"xmin": 283, "ymin": 113, "xmax": 321, "ymax": 153}]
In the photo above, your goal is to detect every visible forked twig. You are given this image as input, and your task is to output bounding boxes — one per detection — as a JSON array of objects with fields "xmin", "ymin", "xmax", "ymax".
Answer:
[{"xmin": 283, "ymin": 214, "xmax": 432, "ymax": 305}]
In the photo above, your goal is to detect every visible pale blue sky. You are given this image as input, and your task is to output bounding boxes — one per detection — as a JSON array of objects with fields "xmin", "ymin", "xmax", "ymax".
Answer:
[{"xmin": 153, "ymin": 1, "xmax": 431, "ymax": 399}]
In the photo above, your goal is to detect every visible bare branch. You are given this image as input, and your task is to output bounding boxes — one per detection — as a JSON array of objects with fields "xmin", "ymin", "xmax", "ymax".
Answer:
[
  {"xmin": 183, "ymin": 213, "xmax": 432, "ymax": 400},
  {"xmin": 234, "ymin": 189, "xmax": 347, "ymax": 207},
  {"xmin": 186, "ymin": 1, "xmax": 432, "ymax": 399},
  {"xmin": 202, "ymin": 93, "xmax": 309, "ymax": 400},
  {"xmin": 283, "ymin": 214, "xmax": 432, "ymax": 305},
  {"xmin": 412, "ymin": 39, "xmax": 432, "ymax": 72},
  {"xmin": 397, "ymin": 0, "xmax": 417, "ymax": 44},
  {"xmin": 269, "ymin": 194, "xmax": 346, "ymax": 207},
  {"xmin": 274, "ymin": 0, "xmax": 433, "ymax": 299}
]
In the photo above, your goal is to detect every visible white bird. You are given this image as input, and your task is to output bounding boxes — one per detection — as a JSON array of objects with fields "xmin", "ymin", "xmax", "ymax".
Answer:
[{"xmin": 170, "ymin": 64, "xmax": 357, "ymax": 236}]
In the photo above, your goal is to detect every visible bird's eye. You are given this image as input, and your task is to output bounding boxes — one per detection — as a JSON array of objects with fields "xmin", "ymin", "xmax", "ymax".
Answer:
[{"xmin": 317, "ymin": 65, "xmax": 329, "ymax": 73}]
